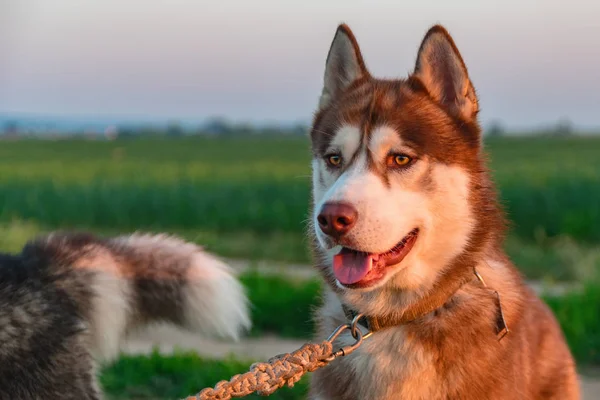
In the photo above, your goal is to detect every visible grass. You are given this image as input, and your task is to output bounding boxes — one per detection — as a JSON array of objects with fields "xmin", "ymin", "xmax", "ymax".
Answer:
[
  {"xmin": 545, "ymin": 280, "xmax": 600, "ymax": 365},
  {"xmin": 100, "ymin": 350, "xmax": 308, "ymax": 400},
  {"xmin": 242, "ymin": 270, "xmax": 322, "ymax": 338}
]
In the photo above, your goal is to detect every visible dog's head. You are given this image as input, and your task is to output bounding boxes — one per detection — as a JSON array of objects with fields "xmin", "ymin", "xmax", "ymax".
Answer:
[{"xmin": 310, "ymin": 24, "xmax": 499, "ymax": 315}]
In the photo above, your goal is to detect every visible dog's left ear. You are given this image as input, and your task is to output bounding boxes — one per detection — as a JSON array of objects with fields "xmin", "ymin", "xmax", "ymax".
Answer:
[{"xmin": 413, "ymin": 25, "xmax": 478, "ymax": 121}]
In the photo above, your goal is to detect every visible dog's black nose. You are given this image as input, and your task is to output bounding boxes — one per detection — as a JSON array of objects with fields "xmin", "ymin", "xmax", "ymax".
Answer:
[{"xmin": 317, "ymin": 202, "xmax": 358, "ymax": 239}]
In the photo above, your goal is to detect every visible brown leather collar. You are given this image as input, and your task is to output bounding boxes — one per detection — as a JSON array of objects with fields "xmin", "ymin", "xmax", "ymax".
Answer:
[{"xmin": 342, "ymin": 267, "xmax": 509, "ymax": 341}]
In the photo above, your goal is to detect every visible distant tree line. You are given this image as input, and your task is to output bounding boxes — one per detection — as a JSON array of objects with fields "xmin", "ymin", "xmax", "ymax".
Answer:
[
  {"xmin": 484, "ymin": 118, "xmax": 576, "ymax": 138},
  {"xmin": 1, "ymin": 116, "xmax": 587, "ymax": 140}
]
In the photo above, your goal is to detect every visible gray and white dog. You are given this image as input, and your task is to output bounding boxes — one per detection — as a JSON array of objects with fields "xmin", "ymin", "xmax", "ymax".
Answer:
[{"xmin": 0, "ymin": 231, "xmax": 251, "ymax": 399}]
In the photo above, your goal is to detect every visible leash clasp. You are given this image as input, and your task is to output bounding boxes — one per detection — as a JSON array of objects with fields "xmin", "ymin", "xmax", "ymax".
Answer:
[{"xmin": 325, "ymin": 313, "xmax": 372, "ymax": 361}]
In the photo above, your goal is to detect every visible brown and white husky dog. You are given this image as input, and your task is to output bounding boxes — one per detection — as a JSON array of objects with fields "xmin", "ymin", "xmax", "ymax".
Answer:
[{"xmin": 307, "ymin": 23, "xmax": 580, "ymax": 399}]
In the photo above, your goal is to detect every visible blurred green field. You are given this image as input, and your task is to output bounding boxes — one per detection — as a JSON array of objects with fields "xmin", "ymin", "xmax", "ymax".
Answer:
[
  {"xmin": 0, "ymin": 135, "xmax": 599, "ymax": 281},
  {"xmin": 1, "ymin": 134, "xmax": 599, "ymax": 397}
]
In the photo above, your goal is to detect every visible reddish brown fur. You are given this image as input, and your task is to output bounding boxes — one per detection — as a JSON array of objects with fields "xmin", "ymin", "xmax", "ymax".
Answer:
[{"xmin": 307, "ymin": 24, "xmax": 580, "ymax": 399}]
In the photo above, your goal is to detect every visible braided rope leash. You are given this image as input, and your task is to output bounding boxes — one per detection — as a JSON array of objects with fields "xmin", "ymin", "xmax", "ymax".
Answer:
[{"xmin": 184, "ymin": 314, "xmax": 369, "ymax": 400}]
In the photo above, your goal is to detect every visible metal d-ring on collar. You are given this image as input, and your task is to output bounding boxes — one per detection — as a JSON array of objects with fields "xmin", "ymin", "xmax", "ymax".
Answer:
[{"xmin": 325, "ymin": 313, "xmax": 372, "ymax": 362}]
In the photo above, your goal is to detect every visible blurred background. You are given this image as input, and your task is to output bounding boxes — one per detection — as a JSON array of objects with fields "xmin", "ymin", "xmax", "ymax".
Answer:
[{"xmin": 1, "ymin": 1, "xmax": 599, "ymax": 399}]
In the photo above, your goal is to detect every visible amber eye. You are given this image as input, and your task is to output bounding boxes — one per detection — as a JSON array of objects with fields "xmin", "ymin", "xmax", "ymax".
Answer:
[
  {"xmin": 387, "ymin": 154, "xmax": 412, "ymax": 168},
  {"xmin": 326, "ymin": 154, "xmax": 342, "ymax": 167}
]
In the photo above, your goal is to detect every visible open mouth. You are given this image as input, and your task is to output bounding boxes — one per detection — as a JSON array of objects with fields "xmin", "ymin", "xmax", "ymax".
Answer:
[{"xmin": 332, "ymin": 228, "xmax": 419, "ymax": 289}]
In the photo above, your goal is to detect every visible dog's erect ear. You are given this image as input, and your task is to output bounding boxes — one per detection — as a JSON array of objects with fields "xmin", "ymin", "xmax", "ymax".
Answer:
[
  {"xmin": 413, "ymin": 25, "xmax": 478, "ymax": 121},
  {"xmin": 319, "ymin": 24, "xmax": 369, "ymax": 110}
]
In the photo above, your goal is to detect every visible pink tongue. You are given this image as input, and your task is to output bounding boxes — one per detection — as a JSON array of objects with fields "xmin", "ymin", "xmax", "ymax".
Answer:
[{"xmin": 333, "ymin": 250, "xmax": 373, "ymax": 285}]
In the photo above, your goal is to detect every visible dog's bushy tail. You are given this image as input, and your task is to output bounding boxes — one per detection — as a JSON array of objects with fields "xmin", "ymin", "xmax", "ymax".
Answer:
[{"xmin": 22, "ymin": 232, "xmax": 251, "ymax": 362}]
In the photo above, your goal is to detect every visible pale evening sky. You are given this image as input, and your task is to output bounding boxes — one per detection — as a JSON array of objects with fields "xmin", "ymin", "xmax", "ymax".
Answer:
[{"xmin": 1, "ymin": 0, "xmax": 599, "ymax": 129}]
